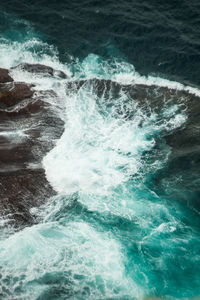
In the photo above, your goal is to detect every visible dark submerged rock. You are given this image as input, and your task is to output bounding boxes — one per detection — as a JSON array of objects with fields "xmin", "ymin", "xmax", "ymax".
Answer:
[
  {"xmin": 0, "ymin": 169, "xmax": 54, "ymax": 226},
  {"xmin": 0, "ymin": 68, "xmax": 13, "ymax": 83},
  {"xmin": 0, "ymin": 82, "xmax": 34, "ymax": 108},
  {"xmin": 12, "ymin": 63, "xmax": 67, "ymax": 79},
  {"xmin": 0, "ymin": 67, "xmax": 64, "ymax": 228}
]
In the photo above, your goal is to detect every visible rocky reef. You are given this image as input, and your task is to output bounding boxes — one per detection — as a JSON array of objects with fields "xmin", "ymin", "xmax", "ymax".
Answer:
[
  {"xmin": 1, "ymin": 65, "xmax": 200, "ymax": 228},
  {"xmin": 0, "ymin": 64, "xmax": 65, "ymax": 228}
]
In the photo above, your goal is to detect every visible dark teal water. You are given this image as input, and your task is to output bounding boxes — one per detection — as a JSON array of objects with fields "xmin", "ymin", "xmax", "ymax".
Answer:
[
  {"xmin": 0, "ymin": 2, "xmax": 200, "ymax": 299},
  {"xmin": 1, "ymin": 0, "xmax": 200, "ymax": 86}
]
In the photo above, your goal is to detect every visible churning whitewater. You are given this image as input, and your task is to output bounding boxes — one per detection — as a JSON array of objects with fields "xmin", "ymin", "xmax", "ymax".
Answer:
[{"xmin": 0, "ymin": 34, "xmax": 200, "ymax": 300}]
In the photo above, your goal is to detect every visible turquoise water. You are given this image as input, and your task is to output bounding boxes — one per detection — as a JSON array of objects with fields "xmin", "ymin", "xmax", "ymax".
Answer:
[{"xmin": 0, "ymin": 13, "xmax": 200, "ymax": 300}]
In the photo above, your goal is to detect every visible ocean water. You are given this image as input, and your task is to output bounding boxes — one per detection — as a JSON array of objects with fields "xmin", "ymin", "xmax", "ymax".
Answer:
[{"xmin": 0, "ymin": 1, "xmax": 200, "ymax": 299}]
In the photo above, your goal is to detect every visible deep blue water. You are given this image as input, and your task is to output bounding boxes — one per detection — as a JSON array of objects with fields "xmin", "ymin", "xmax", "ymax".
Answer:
[
  {"xmin": 1, "ymin": 0, "xmax": 200, "ymax": 86},
  {"xmin": 0, "ymin": 1, "xmax": 200, "ymax": 299}
]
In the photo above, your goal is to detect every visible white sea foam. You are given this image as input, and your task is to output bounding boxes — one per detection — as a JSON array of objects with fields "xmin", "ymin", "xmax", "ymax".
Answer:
[
  {"xmin": 43, "ymin": 71, "xmax": 187, "ymax": 217},
  {"xmin": 0, "ymin": 38, "xmax": 70, "ymax": 73},
  {"xmin": 78, "ymin": 54, "xmax": 200, "ymax": 97},
  {"xmin": 0, "ymin": 221, "xmax": 143, "ymax": 299},
  {"xmin": 43, "ymin": 87, "xmax": 156, "ymax": 196},
  {"xmin": 0, "ymin": 130, "xmax": 29, "ymax": 142}
]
